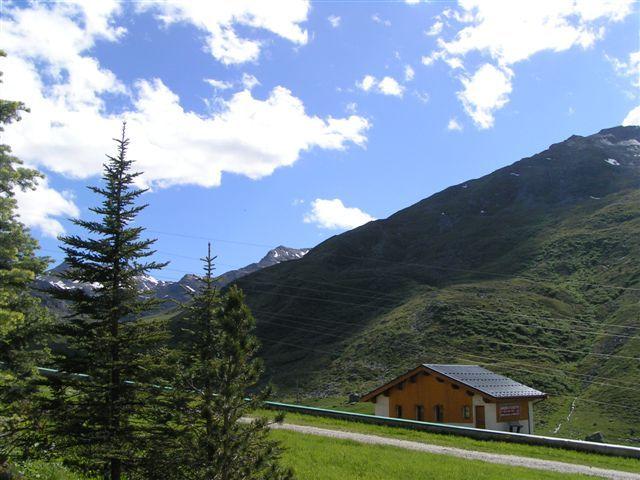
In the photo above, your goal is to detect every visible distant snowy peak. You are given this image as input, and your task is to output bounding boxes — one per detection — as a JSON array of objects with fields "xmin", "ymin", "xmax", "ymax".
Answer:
[
  {"xmin": 262, "ymin": 246, "xmax": 310, "ymax": 265},
  {"xmin": 216, "ymin": 246, "xmax": 310, "ymax": 286},
  {"xmin": 37, "ymin": 264, "xmax": 166, "ymax": 293},
  {"xmin": 136, "ymin": 274, "xmax": 167, "ymax": 292},
  {"xmin": 35, "ymin": 245, "xmax": 310, "ymax": 315}
]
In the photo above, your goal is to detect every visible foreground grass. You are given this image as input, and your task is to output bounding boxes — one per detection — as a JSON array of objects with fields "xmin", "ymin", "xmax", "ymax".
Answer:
[
  {"xmin": 6, "ymin": 461, "xmax": 92, "ymax": 480},
  {"xmin": 258, "ymin": 409, "xmax": 640, "ymax": 474},
  {"xmin": 273, "ymin": 429, "xmax": 590, "ymax": 479}
]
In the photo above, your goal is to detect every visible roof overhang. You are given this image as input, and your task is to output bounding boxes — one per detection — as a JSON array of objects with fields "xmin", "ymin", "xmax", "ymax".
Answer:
[{"xmin": 361, "ymin": 364, "xmax": 547, "ymax": 402}]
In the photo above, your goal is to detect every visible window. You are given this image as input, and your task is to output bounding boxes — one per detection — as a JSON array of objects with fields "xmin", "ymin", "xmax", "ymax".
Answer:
[
  {"xmin": 434, "ymin": 404, "xmax": 444, "ymax": 422},
  {"xmin": 395, "ymin": 405, "xmax": 403, "ymax": 418},
  {"xmin": 462, "ymin": 405, "xmax": 471, "ymax": 419},
  {"xmin": 415, "ymin": 405, "xmax": 424, "ymax": 421}
]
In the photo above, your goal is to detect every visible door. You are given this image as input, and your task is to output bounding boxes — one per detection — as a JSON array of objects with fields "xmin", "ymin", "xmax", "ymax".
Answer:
[{"xmin": 475, "ymin": 406, "xmax": 485, "ymax": 429}]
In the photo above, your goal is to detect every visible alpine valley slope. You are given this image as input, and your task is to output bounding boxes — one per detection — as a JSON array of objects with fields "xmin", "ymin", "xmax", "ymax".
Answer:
[{"xmin": 232, "ymin": 126, "xmax": 640, "ymax": 444}]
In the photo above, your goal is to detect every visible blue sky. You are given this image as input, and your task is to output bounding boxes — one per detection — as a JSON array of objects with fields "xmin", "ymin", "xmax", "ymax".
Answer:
[{"xmin": 2, "ymin": 0, "xmax": 639, "ymax": 281}]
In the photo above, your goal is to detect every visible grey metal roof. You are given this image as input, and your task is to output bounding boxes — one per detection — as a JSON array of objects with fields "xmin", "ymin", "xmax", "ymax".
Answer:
[{"xmin": 424, "ymin": 364, "xmax": 545, "ymax": 399}]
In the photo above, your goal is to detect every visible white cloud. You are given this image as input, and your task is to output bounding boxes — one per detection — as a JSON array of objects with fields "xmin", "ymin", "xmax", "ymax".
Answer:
[
  {"xmin": 606, "ymin": 50, "xmax": 640, "ymax": 87},
  {"xmin": 328, "ymin": 15, "xmax": 341, "ymax": 28},
  {"xmin": 15, "ymin": 177, "xmax": 80, "ymax": 238},
  {"xmin": 356, "ymin": 75, "xmax": 404, "ymax": 97},
  {"xmin": 345, "ymin": 102, "xmax": 358, "ymax": 114},
  {"xmin": 378, "ymin": 77, "xmax": 404, "ymax": 97},
  {"xmin": 426, "ymin": 21, "xmax": 443, "ymax": 36},
  {"xmin": 138, "ymin": 1, "xmax": 310, "ymax": 65},
  {"xmin": 371, "ymin": 14, "xmax": 391, "ymax": 27},
  {"xmin": 444, "ymin": 56, "xmax": 464, "ymax": 70},
  {"xmin": 426, "ymin": 0, "xmax": 634, "ymax": 128},
  {"xmin": 438, "ymin": 0, "xmax": 634, "ymax": 66},
  {"xmin": 405, "ymin": 0, "xmax": 421, "ymax": 4},
  {"xmin": 357, "ymin": 75, "xmax": 376, "ymax": 92},
  {"xmin": 304, "ymin": 198, "xmax": 375, "ymax": 230},
  {"xmin": 241, "ymin": 73, "xmax": 260, "ymax": 90},
  {"xmin": 404, "ymin": 65, "xmax": 415, "ymax": 82},
  {"xmin": 457, "ymin": 64, "xmax": 513, "ymax": 129},
  {"xmin": 1, "ymin": 2, "xmax": 370, "ymax": 191},
  {"xmin": 421, "ymin": 54, "xmax": 436, "ymax": 66},
  {"xmin": 447, "ymin": 118, "xmax": 463, "ymax": 131},
  {"xmin": 205, "ymin": 78, "xmax": 232, "ymax": 90},
  {"xmin": 421, "ymin": 50, "xmax": 462, "ymax": 69},
  {"xmin": 622, "ymin": 105, "xmax": 640, "ymax": 126}
]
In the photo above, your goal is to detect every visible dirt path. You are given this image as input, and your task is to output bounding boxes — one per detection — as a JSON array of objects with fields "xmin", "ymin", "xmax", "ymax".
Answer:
[{"xmin": 270, "ymin": 422, "xmax": 640, "ymax": 480}]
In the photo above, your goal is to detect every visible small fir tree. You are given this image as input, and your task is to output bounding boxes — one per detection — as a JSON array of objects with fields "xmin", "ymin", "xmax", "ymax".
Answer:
[
  {"xmin": 48, "ymin": 124, "xmax": 167, "ymax": 479},
  {"xmin": 172, "ymin": 244, "xmax": 293, "ymax": 480},
  {"xmin": 0, "ymin": 49, "xmax": 52, "ymax": 463}
]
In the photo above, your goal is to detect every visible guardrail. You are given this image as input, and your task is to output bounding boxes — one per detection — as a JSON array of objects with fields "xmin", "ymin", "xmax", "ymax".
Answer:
[
  {"xmin": 263, "ymin": 401, "xmax": 640, "ymax": 459},
  {"xmin": 18, "ymin": 365, "xmax": 640, "ymax": 459}
]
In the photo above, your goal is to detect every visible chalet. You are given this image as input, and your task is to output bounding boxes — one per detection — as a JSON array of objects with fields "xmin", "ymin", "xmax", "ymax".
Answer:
[{"xmin": 361, "ymin": 364, "xmax": 546, "ymax": 434}]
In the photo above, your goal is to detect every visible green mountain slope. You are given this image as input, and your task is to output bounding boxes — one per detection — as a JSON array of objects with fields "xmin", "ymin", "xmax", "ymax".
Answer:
[{"xmin": 232, "ymin": 126, "xmax": 640, "ymax": 444}]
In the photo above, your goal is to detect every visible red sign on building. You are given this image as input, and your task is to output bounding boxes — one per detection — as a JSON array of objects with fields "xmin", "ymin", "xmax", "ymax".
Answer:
[{"xmin": 499, "ymin": 404, "xmax": 520, "ymax": 417}]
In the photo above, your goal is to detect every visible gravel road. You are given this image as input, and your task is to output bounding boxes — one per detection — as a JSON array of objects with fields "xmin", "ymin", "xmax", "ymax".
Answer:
[{"xmin": 270, "ymin": 422, "xmax": 640, "ymax": 480}]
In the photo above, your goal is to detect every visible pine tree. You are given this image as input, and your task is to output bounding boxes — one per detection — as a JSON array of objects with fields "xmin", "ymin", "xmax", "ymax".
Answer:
[
  {"xmin": 0, "ymin": 49, "xmax": 52, "ymax": 463},
  {"xmin": 171, "ymin": 244, "xmax": 293, "ymax": 480},
  {"xmin": 48, "ymin": 124, "xmax": 167, "ymax": 479}
]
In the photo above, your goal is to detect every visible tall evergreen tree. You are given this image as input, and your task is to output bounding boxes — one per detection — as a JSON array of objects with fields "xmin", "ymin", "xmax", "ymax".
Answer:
[
  {"xmin": 49, "ymin": 124, "xmax": 167, "ymax": 479},
  {"xmin": 170, "ymin": 244, "xmax": 293, "ymax": 480},
  {"xmin": 0, "ymin": 49, "xmax": 52, "ymax": 463}
]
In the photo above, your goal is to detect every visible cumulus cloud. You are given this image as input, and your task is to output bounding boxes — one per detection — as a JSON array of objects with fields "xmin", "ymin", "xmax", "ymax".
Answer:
[
  {"xmin": 622, "ymin": 105, "xmax": 640, "ymax": 126},
  {"xmin": 328, "ymin": 15, "xmax": 341, "ymax": 28},
  {"xmin": 378, "ymin": 77, "xmax": 404, "ymax": 96},
  {"xmin": 426, "ymin": 21, "xmax": 443, "ymax": 36},
  {"xmin": 457, "ymin": 64, "xmax": 513, "ymax": 129},
  {"xmin": 205, "ymin": 78, "xmax": 233, "ymax": 90},
  {"xmin": 438, "ymin": 1, "xmax": 633, "ymax": 66},
  {"xmin": 357, "ymin": 75, "xmax": 376, "ymax": 92},
  {"xmin": 447, "ymin": 118, "xmax": 463, "ymax": 131},
  {"xmin": 426, "ymin": 0, "xmax": 634, "ymax": 128},
  {"xmin": 356, "ymin": 75, "xmax": 404, "ymax": 97},
  {"xmin": 606, "ymin": 50, "xmax": 640, "ymax": 87},
  {"xmin": 241, "ymin": 73, "xmax": 260, "ymax": 90},
  {"xmin": 1, "ymin": 2, "xmax": 370, "ymax": 193},
  {"xmin": 304, "ymin": 198, "xmax": 375, "ymax": 230},
  {"xmin": 404, "ymin": 65, "xmax": 415, "ymax": 82},
  {"xmin": 15, "ymin": 177, "xmax": 80, "ymax": 238},
  {"xmin": 138, "ymin": 0, "xmax": 310, "ymax": 65}
]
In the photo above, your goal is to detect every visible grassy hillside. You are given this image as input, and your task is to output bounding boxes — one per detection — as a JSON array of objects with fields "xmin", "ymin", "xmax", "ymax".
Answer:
[{"xmin": 219, "ymin": 126, "xmax": 640, "ymax": 445}]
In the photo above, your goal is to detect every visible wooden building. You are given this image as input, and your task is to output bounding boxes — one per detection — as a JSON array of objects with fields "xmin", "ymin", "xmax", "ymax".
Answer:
[{"xmin": 361, "ymin": 364, "xmax": 546, "ymax": 434}]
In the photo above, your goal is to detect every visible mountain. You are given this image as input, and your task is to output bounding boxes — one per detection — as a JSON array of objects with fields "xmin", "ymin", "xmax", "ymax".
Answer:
[
  {"xmin": 153, "ymin": 246, "xmax": 309, "ymax": 305},
  {"xmin": 232, "ymin": 126, "xmax": 640, "ymax": 444},
  {"xmin": 35, "ymin": 246, "xmax": 309, "ymax": 314}
]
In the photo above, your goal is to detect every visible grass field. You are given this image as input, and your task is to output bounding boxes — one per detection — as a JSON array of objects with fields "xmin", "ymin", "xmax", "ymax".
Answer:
[
  {"xmin": 274, "ymin": 429, "xmax": 590, "ymax": 479},
  {"xmin": 13, "ymin": 406, "xmax": 640, "ymax": 479},
  {"xmin": 14, "ymin": 434, "xmax": 591, "ymax": 480},
  {"xmin": 258, "ymin": 409, "xmax": 640, "ymax": 474}
]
